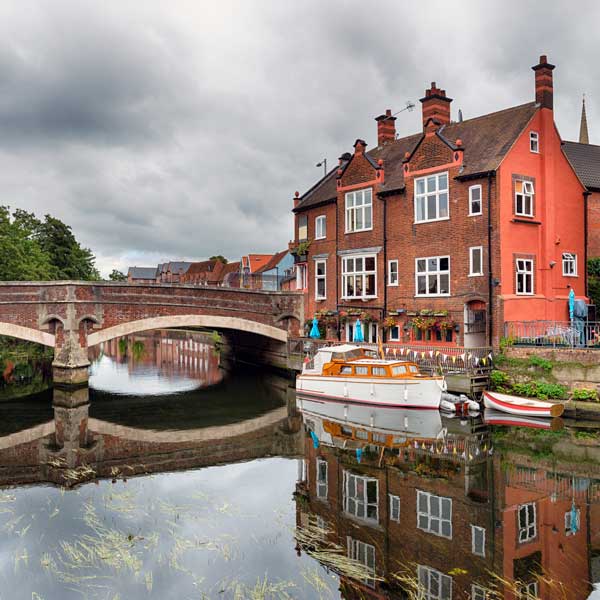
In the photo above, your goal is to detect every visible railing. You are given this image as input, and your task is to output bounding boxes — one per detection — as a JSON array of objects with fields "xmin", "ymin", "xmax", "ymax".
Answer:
[
  {"xmin": 222, "ymin": 272, "xmax": 290, "ymax": 291},
  {"xmin": 504, "ymin": 320, "xmax": 600, "ymax": 348},
  {"xmin": 288, "ymin": 338, "xmax": 493, "ymax": 375}
]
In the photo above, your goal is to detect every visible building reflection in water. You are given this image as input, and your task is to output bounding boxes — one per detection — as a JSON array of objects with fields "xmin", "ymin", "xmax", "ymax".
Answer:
[
  {"xmin": 294, "ymin": 395, "xmax": 600, "ymax": 600},
  {"xmin": 88, "ymin": 330, "xmax": 223, "ymax": 393}
]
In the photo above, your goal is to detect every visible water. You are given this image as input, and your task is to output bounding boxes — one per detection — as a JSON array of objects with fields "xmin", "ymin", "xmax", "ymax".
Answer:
[{"xmin": 0, "ymin": 330, "xmax": 598, "ymax": 599}]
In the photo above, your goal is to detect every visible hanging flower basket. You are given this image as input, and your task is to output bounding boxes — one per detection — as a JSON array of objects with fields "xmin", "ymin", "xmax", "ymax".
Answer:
[
  {"xmin": 411, "ymin": 316, "xmax": 436, "ymax": 331},
  {"xmin": 383, "ymin": 316, "xmax": 397, "ymax": 329},
  {"xmin": 437, "ymin": 319, "xmax": 456, "ymax": 331}
]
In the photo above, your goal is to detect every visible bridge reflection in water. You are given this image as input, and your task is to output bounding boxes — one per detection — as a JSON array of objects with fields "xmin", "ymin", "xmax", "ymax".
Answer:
[{"xmin": 295, "ymin": 396, "xmax": 600, "ymax": 600}]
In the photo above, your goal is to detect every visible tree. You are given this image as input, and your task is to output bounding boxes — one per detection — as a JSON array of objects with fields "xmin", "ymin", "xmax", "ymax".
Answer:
[
  {"xmin": 0, "ymin": 206, "xmax": 53, "ymax": 281},
  {"xmin": 209, "ymin": 255, "xmax": 228, "ymax": 264},
  {"xmin": 109, "ymin": 269, "xmax": 127, "ymax": 281},
  {"xmin": 35, "ymin": 215, "xmax": 100, "ymax": 280}
]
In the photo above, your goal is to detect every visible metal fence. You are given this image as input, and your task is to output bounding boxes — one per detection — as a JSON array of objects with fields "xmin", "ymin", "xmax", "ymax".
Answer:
[
  {"xmin": 504, "ymin": 320, "xmax": 600, "ymax": 348},
  {"xmin": 288, "ymin": 338, "xmax": 493, "ymax": 375}
]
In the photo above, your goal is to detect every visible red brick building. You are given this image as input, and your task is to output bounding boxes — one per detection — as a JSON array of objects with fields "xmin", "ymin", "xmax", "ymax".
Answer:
[{"xmin": 292, "ymin": 56, "xmax": 587, "ymax": 348}]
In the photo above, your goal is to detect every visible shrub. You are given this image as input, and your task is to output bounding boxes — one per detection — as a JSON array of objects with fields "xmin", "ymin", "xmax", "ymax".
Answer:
[
  {"xmin": 511, "ymin": 381, "xmax": 567, "ymax": 400},
  {"xmin": 490, "ymin": 370, "xmax": 510, "ymax": 391},
  {"xmin": 572, "ymin": 388, "xmax": 599, "ymax": 402},
  {"xmin": 527, "ymin": 355, "xmax": 553, "ymax": 372}
]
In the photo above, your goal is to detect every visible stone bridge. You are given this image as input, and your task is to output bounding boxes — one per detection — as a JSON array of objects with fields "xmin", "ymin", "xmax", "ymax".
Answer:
[{"xmin": 0, "ymin": 282, "xmax": 304, "ymax": 383}]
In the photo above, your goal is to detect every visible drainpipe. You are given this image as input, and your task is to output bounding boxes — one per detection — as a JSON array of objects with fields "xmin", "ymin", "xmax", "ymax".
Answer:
[
  {"xmin": 584, "ymin": 191, "xmax": 590, "ymax": 300},
  {"xmin": 487, "ymin": 171, "xmax": 495, "ymax": 347},
  {"xmin": 335, "ymin": 201, "xmax": 340, "ymax": 340},
  {"xmin": 382, "ymin": 195, "xmax": 388, "ymax": 342}
]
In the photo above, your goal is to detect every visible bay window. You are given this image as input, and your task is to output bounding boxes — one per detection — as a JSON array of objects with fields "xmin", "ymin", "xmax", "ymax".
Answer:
[
  {"xmin": 342, "ymin": 255, "xmax": 377, "ymax": 299},
  {"xmin": 415, "ymin": 172, "xmax": 449, "ymax": 223}
]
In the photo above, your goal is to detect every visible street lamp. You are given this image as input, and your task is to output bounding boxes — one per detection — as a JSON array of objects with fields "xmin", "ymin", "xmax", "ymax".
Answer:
[{"xmin": 316, "ymin": 158, "xmax": 327, "ymax": 177}]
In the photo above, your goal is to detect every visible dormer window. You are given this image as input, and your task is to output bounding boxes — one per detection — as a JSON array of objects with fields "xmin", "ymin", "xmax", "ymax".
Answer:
[
  {"xmin": 530, "ymin": 131, "xmax": 539, "ymax": 153},
  {"xmin": 515, "ymin": 180, "xmax": 534, "ymax": 217}
]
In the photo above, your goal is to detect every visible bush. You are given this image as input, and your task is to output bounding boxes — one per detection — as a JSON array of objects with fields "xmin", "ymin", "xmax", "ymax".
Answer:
[
  {"xmin": 571, "ymin": 388, "xmax": 599, "ymax": 402},
  {"xmin": 511, "ymin": 381, "xmax": 567, "ymax": 400},
  {"xmin": 527, "ymin": 355, "xmax": 553, "ymax": 372},
  {"xmin": 490, "ymin": 370, "xmax": 510, "ymax": 390}
]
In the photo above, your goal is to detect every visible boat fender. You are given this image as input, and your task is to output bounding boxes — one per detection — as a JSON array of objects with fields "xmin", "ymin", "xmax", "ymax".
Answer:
[{"xmin": 440, "ymin": 399, "xmax": 457, "ymax": 412}]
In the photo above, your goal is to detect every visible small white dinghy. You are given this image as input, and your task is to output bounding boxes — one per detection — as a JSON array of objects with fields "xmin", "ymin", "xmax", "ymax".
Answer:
[
  {"xmin": 483, "ymin": 409, "xmax": 563, "ymax": 430},
  {"xmin": 483, "ymin": 390, "xmax": 564, "ymax": 418}
]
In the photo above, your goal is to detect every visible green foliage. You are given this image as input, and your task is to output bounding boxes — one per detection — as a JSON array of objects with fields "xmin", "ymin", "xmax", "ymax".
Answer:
[
  {"xmin": 292, "ymin": 240, "xmax": 311, "ymax": 256},
  {"xmin": 499, "ymin": 336, "xmax": 515, "ymax": 351},
  {"xmin": 574, "ymin": 430, "xmax": 599, "ymax": 440},
  {"xmin": 571, "ymin": 388, "xmax": 599, "ymax": 402},
  {"xmin": 511, "ymin": 381, "xmax": 567, "ymax": 400},
  {"xmin": 527, "ymin": 355, "xmax": 553, "ymax": 372},
  {"xmin": 588, "ymin": 258, "xmax": 600, "ymax": 309},
  {"xmin": 109, "ymin": 269, "xmax": 127, "ymax": 281},
  {"xmin": 209, "ymin": 255, "xmax": 228, "ymax": 264},
  {"xmin": 210, "ymin": 330, "xmax": 223, "ymax": 352},
  {"xmin": 490, "ymin": 370, "xmax": 510, "ymax": 390},
  {"xmin": 0, "ymin": 207, "xmax": 100, "ymax": 282}
]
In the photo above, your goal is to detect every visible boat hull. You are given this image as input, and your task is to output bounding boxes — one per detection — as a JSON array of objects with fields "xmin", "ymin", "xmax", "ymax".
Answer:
[
  {"xmin": 483, "ymin": 409, "xmax": 563, "ymax": 431},
  {"xmin": 483, "ymin": 391, "xmax": 564, "ymax": 418},
  {"xmin": 296, "ymin": 375, "xmax": 443, "ymax": 409}
]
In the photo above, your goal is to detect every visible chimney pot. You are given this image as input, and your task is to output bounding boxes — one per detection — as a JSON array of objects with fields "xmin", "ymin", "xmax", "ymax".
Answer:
[
  {"xmin": 456, "ymin": 139, "xmax": 462, "ymax": 147},
  {"xmin": 377, "ymin": 158, "xmax": 384, "ymax": 166},
  {"xmin": 420, "ymin": 81, "xmax": 452, "ymax": 130},
  {"xmin": 375, "ymin": 109, "xmax": 396, "ymax": 145}
]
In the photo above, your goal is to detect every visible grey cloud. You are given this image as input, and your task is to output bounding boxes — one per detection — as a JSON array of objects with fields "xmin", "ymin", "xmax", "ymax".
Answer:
[{"xmin": 0, "ymin": 0, "xmax": 597, "ymax": 276}]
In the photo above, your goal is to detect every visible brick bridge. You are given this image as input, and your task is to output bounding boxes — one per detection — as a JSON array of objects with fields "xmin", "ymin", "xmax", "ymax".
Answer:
[{"xmin": 0, "ymin": 282, "xmax": 304, "ymax": 383}]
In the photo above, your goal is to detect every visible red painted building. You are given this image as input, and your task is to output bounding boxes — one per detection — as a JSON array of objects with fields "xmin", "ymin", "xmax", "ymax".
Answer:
[{"xmin": 292, "ymin": 56, "xmax": 587, "ymax": 348}]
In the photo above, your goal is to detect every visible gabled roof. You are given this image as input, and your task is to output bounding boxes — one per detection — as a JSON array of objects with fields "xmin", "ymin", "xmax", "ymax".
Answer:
[
  {"xmin": 167, "ymin": 261, "xmax": 192, "ymax": 274},
  {"xmin": 242, "ymin": 254, "xmax": 275, "ymax": 273},
  {"xmin": 186, "ymin": 260, "xmax": 217, "ymax": 275},
  {"xmin": 294, "ymin": 101, "xmax": 538, "ymax": 210},
  {"xmin": 127, "ymin": 266, "xmax": 157, "ymax": 279},
  {"xmin": 254, "ymin": 250, "xmax": 289, "ymax": 274},
  {"xmin": 562, "ymin": 141, "xmax": 600, "ymax": 191}
]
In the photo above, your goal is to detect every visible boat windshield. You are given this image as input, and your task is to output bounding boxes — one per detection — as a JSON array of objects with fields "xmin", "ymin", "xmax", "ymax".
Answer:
[{"xmin": 330, "ymin": 348, "xmax": 364, "ymax": 360}]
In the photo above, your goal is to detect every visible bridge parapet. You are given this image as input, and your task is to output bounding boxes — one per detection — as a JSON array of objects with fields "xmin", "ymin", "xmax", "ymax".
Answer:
[{"xmin": 0, "ymin": 282, "xmax": 304, "ymax": 383}]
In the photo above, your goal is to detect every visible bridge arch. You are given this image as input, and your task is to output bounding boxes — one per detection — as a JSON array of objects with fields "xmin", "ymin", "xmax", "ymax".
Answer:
[
  {"xmin": 0, "ymin": 322, "xmax": 55, "ymax": 347},
  {"xmin": 87, "ymin": 315, "xmax": 288, "ymax": 347}
]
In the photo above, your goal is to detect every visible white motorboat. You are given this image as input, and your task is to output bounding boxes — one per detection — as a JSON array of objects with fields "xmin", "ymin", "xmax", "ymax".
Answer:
[
  {"xmin": 483, "ymin": 390, "xmax": 564, "ymax": 418},
  {"xmin": 297, "ymin": 344, "xmax": 445, "ymax": 409}
]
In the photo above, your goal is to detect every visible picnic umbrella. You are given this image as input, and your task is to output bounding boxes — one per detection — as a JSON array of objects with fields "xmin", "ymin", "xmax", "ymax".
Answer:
[
  {"xmin": 309, "ymin": 316, "xmax": 321, "ymax": 339},
  {"xmin": 353, "ymin": 319, "xmax": 364, "ymax": 343}
]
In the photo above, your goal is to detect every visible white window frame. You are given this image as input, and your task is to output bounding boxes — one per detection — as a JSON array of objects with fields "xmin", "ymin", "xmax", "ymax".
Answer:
[
  {"xmin": 389, "ymin": 494, "xmax": 400, "ymax": 522},
  {"xmin": 471, "ymin": 525, "xmax": 486, "ymax": 557},
  {"xmin": 315, "ymin": 215, "xmax": 326, "ymax": 240},
  {"xmin": 315, "ymin": 260, "xmax": 327, "ymax": 300},
  {"xmin": 516, "ymin": 259, "xmax": 534, "ymax": 295},
  {"xmin": 469, "ymin": 246, "xmax": 483, "ymax": 277},
  {"xmin": 343, "ymin": 471, "xmax": 379, "ymax": 523},
  {"xmin": 316, "ymin": 457, "xmax": 328, "ymax": 499},
  {"xmin": 471, "ymin": 585, "xmax": 488, "ymax": 600},
  {"xmin": 388, "ymin": 325, "xmax": 400, "ymax": 341},
  {"xmin": 295, "ymin": 264, "xmax": 307, "ymax": 290},
  {"xmin": 530, "ymin": 131, "xmax": 539, "ymax": 153},
  {"xmin": 417, "ymin": 490, "xmax": 452, "ymax": 539},
  {"xmin": 342, "ymin": 254, "xmax": 377, "ymax": 299},
  {"xmin": 517, "ymin": 581, "xmax": 538, "ymax": 599},
  {"xmin": 469, "ymin": 185, "xmax": 483, "ymax": 216},
  {"xmin": 518, "ymin": 502, "xmax": 537, "ymax": 543},
  {"xmin": 415, "ymin": 256, "xmax": 450, "ymax": 297},
  {"xmin": 565, "ymin": 508, "xmax": 580, "ymax": 536},
  {"xmin": 414, "ymin": 171, "xmax": 449, "ymax": 223},
  {"xmin": 345, "ymin": 188, "xmax": 373, "ymax": 233},
  {"xmin": 417, "ymin": 565, "xmax": 453, "ymax": 600},
  {"xmin": 347, "ymin": 537, "xmax": 376, "ymax": 588},
  {"xmin": 515, "ymin": 180, "xmax": 535, "ymax": 217},
  {"xmin": 388, "ymin": 259, "xmax": 399, "ymax": 286},
  {"xmin": 562, "ymin": 252, "xmax": 577, "ymax": 277}
]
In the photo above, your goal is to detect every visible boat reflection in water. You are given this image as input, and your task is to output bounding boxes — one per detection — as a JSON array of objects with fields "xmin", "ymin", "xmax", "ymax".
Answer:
[{"xmin": 295, "ymin": 394, "xmax": 600, "ymax": 599}]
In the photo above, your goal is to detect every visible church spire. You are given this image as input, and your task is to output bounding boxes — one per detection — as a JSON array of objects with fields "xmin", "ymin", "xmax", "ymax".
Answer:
[{"xmin": 579, "ymin": 94, "xmax": 590, "ymax": 144}]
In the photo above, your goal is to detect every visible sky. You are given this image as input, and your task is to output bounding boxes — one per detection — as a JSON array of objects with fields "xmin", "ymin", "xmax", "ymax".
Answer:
[{"xmin": 0, "ymin": 0, "xmax": 598, "ymax": 277}]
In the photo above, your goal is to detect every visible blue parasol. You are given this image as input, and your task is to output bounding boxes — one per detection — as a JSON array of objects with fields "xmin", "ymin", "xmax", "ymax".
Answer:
[
  {"xmin": 309, "ymin": 317, "xmax": 321, "ymax": 339},
  {"xmin": 309, "ymin": 430, "xmax": 320, "ymax": 449},
  {"xmin": 570, "ymin": 502, "xmax": 579, "ymax": 534},
  {"xmin": 356, "ymin": 447, "xmax": 363, "ymax": 463},
  {"xmin": 353, "ymin": 319, "xmax": 364, "ymax": 343},
  {"xmin": 568, "ymin": 288, "xmax": 575, "ymax": 322}
]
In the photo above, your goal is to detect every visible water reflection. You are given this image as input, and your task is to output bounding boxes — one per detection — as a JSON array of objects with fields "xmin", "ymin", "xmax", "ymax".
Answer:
[{"xmin": 295, "ymin": 396, "xmax": 600, "ymax": 599}]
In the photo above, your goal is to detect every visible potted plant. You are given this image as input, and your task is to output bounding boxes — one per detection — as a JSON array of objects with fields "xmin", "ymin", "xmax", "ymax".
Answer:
[{"xmin": 383, "ymin": 316, "xmax": 397, "ymax": 329}]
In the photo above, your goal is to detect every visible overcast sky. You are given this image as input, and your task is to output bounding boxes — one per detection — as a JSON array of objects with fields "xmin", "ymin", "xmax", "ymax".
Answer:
[{"xmin": 0, "ymin": 1, "xmax": 597, "ymax": 276}]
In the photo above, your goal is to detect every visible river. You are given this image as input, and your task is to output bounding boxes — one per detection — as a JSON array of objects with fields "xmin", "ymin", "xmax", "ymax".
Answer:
[{"xmin": 0, "ymin": 330, "xmax": 598, "ymax": 599}]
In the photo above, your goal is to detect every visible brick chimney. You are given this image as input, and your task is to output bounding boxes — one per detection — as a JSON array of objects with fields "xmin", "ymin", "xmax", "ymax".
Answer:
[
  {"xmin": 375, "ymin": 109, "xmax": 396, "ymax": 145},
  {"xmin": 532, "ymin": 55, "xmax": 555, "ymax": 110},
  {"xmin": 353, "ymin": 139, "xmax": 367, "ymax": 155},
  {"xmin": 420, "ymin": 82, "xmax": 452, "ymax": 129}
]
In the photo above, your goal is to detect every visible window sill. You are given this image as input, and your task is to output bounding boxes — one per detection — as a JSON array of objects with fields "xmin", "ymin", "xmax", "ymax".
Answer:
[
  {"xmin": 387, "ymin": 282, "xmax": 399, "ymax": 287},
  {"xmin": 512, "ymin": 217, "xmax": 541, "ymax": 224},
  {"xmin": 468, "ymin": 212, "xmax": 483, "ymax": 217},
  {"xmin": 468, "ymin": 273, "xmax": 484, "ymax": 277},
  {"xmin": 314, "ymin": 236, "xmax": 326, "ymax": 241},
  {"xmin": 316, "ymin": 297, "xmax": 327, "ymax": 301},
  {"xmin": 341, "ymin": 296, "xmax": 378, "ymax": 301},
  {"xmin": 415, "ymin": 293, "xmax": 451, "ymax": 298},
  {"xmin": 515, "ymin": 293, "xmax": 535, "ymax": 296},
  {"xmin": 563, "ymin": 274, "xmax": 578, "ymax": 278},
  {"xmin": 414, "ymin": 216, "xmax": 450, "ymax": 225},
  {"xmin": 344, "ymin": 228, "xmax": 374, "ymax": 234}
]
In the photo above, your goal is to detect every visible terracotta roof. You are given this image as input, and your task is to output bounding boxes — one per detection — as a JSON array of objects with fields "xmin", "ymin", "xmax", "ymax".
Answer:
[
  {"xmin": 243, "ymin": 254, "xmax": 275, "ymax": 273},
  {"xmin": 254, "ymin": 250, "xmax": 289, "ymax": 274},
  {"xmin": 222, "ymin": 261, "xmax": 241, "ymax": 276},
  {"xmin": 294, "ymin": 101, "xmax": 538, "ymax": 210},
  {"xmin": 562, "ymin": 141, "xmax": 600, "ymax": 191},
  {"xmin": 127, "ymin": 266, "xmax": 157, "ymax": 279},
  {"xmin": 186, "ymin": 260, "xmax": 218, "ymax": 275}
]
